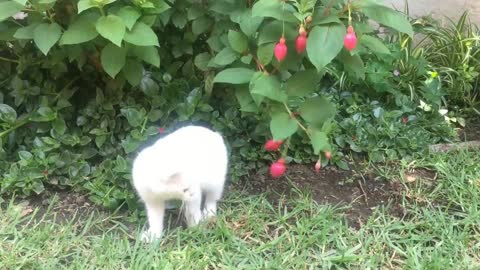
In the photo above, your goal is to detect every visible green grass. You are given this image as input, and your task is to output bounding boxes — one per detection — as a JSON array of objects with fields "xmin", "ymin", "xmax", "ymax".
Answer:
[{"xmin": 1, "ymin": 151, "xmax": 480, "ymax": 269}]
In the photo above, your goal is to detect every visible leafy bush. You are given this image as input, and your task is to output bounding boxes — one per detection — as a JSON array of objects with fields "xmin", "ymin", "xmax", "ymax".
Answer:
[{"xmin": 0, "ymin": 0, "xmax": 460, "ymax": 208}]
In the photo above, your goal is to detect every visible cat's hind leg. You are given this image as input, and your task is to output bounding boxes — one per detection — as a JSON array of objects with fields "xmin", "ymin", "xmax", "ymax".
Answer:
[{"xmin": 203, "ymin": 184, "xmax": 224, "ymax": 219}]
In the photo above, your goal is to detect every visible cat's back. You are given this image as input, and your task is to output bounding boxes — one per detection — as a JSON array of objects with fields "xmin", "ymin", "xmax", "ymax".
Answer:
[
  {"xmin": 157, "ymin": 125, "xmax": 228, "ymax": 182},
  {"xmin": 156, "ymin": 125, "xmax": 226, "ymax": 154}
]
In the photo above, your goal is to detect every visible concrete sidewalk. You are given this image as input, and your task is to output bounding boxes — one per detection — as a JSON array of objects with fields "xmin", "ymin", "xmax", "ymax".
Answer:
[{"xmin": 385, "ymin": 0, "xmax": 480, "ymax": 25}]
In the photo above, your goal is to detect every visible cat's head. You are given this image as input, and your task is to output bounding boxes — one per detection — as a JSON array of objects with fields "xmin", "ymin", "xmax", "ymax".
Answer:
[{"xmin": 155, "ymin": 172, "xmax": 193, "ymax": 201}]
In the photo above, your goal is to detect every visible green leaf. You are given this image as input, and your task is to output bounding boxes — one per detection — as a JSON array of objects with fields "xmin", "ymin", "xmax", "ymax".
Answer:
[
  {"xmin": 121, "ymin": 136, "xmax": 141, "ymax": 153},
  {"xmin": 285, "ymin": 69, "xmax": 321, "ymax": 97},
  {"xmin": 192, "ymin": 16, "xmax": 213, "ymax": 35},
  {"xmin": 124, "ymin": 21, "xmax": 159, "ymax": 46},
  {"xmin": 311, "ymin": 14, "xmax": 342, "ymax": 26},
  {"xmin": 213, "ymin": 47, "xmax": 238, "ymax": 66},
  {"xmin": 117, "ymin": 6, "xmax": 141, "ymax": 30},
  {"xmin": 360, "ymin": 35, "xmax": 391, "ymax": 55},
  {"xmin": 0, "ymin": 24, "xmax": 19, "ymax": 41},
  {"xmin": 52, "ymin": 117, "xmax": 66, "ymax": 134},
  {"xmin": 258, "ymin": 20, "xmax": 297, "ymax": 45},
  {"xmin": 13, "ymin": 23, "xmax": 39, "ymax": 39},
  {"xmin": 235, "ymin": 86, "xmax": 258, "ymax": 113},
  {"xmin": 194, "ymin": 52, "xmax": 211, "ymax": 71},
  {"xmin": 187, "ymin": 5, "xmax": 204, "ymax": 20},
  {"xmin": 310, "ymin": 129, "xmax": 329, "ymax": 154},
  {"xmin": 299, "ymin": 96, "xmax": 336, "ymax": 125},
  {"xmin": 32, "ymin": 181, "xmax": 45, "ymax": 195},
  {"xmin": 306, "ymin": 23, "xmax": 345, "ymax": 70},
  {"xmin": 359, "ymin": 3, "xmax": 413, "ymax": 37},
  {"xmin": 213, "ymin": 68, "xmax": 254, "ymax": 84},
  {"xmin": 120, "ymin": 108, "xmax": 145, "ymax": 127},
  {"xmin": 13, "ymin": 0, "xmax": 28, "ymax": 5},
  {"xmin": 0, "ymin": 104, "xmax": 17, "ymax": 124},
  {"xmin": 238, "ymin": 9, "xmax": 263, "ymax": 36},
  {"xmin": 123, "ymin": 60, "xmax": 143, "ymax": 86},
  {"xmin": 33, "ymin": 23, "xmax": 62, "ymax": 55},
  {"xmin": 95, "ymin": 135, "xmax": 107, "ymax": 148},
  {"xmin": 337, "ymin": 50, "xmax": 365, "ymax": 79},
  {"xmin": 38, "ymin": 0, "xmax": 56, "ymax": 4},
  {"xmin": 132, "ymin": 46, "xmax": 160, "ymax": 67},
  {"xmin": 252, "ymin": 0, "xmax": 296, "ymax": 22},
  {"xmin": 270, "ymin": 112, "xmax": 298, "ymax": 140},
  {"xmin": 250, "ymin": 73, "xmax": 287, "ymax": 103},
  {"xmin": 228, "ymin": 30, "xmax": 248, "ymax": 54},
  {"xmin": 140, "ymin": 77, "xmax": 159, "ymax": 97},
  {"xmin": 18, "ymin": 150, "xmax": 33, "ymax": 161},
  {"xmin": 77, "ymin": 0, "xmax": 96, "ymax": 14},
  {"xmin": 148, "ymin": 0, "xmax": 170, "ymax": 14},
  {"xmin": 171, "ymin": 11, "xmax": 187, "ymax": 28},
  {"xmin": 96, "ymin": 15, "xmax": 125, "ymax": 47},
  {"xmin": 101, "ymin": 43, "xmax": 126, "ymax": 78},
  {"xmin": 30, "ymin": 107, "xmax": 57, "ymax": 122},
  {"xmin": 60, "ymin": 15, "xmax": 98, "ymax": 45},
  {"xmin": 148, "ymin": 109, "xmax": 163, "ymax": 121},
  {"xmin": 0, "ymin": 2, "xmax": 24, "ymax": 22},
  {"xmin": 257, "ymin": 43, "xmax": 274, "ymax": 65}
]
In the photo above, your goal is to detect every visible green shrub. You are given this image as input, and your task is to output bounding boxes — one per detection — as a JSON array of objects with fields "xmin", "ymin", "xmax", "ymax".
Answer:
[{"xmin": 0, "ymin": 0, "xmax": 460, "ymax": 209}]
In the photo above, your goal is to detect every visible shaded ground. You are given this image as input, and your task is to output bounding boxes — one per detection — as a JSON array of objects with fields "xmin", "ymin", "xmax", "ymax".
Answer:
[
  {"xmin": 241, "ymin": 164, "xmax": 437, "ymax": 228},
  {"xmin": 458, "ymin": 117, "xmax": 480, "ymax": 141}
]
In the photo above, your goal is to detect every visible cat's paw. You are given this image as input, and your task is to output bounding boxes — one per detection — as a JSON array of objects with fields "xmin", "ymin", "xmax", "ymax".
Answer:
[
  {"xmin": 202, "ymin": 208, "xmax": 216, "ymax": 219},
  {"xmin": 140, "ymin": 230, "xmax": 162, "ymax": 243}
]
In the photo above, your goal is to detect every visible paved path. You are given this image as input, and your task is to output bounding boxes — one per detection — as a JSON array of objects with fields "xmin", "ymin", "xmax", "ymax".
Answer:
[{"xmin": 384, "ymin": 0, "xmax": 480, "ymax": 25}]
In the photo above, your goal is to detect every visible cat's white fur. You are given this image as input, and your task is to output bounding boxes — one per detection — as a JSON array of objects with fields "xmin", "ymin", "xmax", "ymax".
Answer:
[{"xmin": 132, "ymin": 125, "xmax": 228, "ymax": 242}]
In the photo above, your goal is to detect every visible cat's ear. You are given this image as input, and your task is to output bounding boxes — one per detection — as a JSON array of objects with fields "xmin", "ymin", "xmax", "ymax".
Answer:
[{"xmin": 165, "ymin": 172, "xmax": 182, "ymax": 185}]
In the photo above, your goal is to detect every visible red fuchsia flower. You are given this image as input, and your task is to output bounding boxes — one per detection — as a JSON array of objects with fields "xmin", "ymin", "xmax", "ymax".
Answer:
[
  {"xmin": 402, "ymin": 117, "xmax": 408, "ymax": 124},
  {"xmin": 314, "ymin": 160, "xmax": 321, "ymax": 173},
  {"xmin": 270, "ymin": 158, "xmax": 286, "ymax": 178},
  {"xmin": 274, "ymin": 37, "xmax": 288, "ymax": 62},
  {"xmin": 344, "ymin": 25, "xmax": 357, "ymax": 51},
  {"xmin": 158, "ymin": 127, "xmax": 165, "ymax": 134},
  {"xmin": 264, "ymin": 139, "xmax": 283, "ymax": 151},
  {"xmin": 296, "ymin": 25, "xmax": 307, "ymax": 53},
  {"xmin": 296, "ymin": 34, "xmax": 307, "ymax": 53}
]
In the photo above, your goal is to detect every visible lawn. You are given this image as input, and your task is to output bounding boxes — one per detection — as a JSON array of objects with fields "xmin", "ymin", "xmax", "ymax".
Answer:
[{"xmin": 1, "ymin": 150, "xmax": 479, "ymax": 269}]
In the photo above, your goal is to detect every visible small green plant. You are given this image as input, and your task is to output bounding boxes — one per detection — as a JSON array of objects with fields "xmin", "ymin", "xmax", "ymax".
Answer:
[{"xmin": 416, "ymin": 11, "xmax": 480, "ymax": 112}]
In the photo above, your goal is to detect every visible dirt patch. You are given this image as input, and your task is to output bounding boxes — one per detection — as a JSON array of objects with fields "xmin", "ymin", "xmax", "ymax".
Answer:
[
  {"xmin": 458, "ymin": 118, "xmax": 480, "ymax": 141},
  {"xmin": 240, "ymin": 164, "xmax": 406, "ymax": 228}
]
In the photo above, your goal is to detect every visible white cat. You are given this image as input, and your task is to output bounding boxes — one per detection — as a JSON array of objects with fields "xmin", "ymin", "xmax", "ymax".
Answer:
[{"xmin": 132, "ymin": 125, "xmax": 228, "ymax": 242}]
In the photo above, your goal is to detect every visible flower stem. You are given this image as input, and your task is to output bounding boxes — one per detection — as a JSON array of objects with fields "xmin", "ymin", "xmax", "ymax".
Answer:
[{"xmin": 0, "ymin": 56, "xmax": 19, "ymax": 63}]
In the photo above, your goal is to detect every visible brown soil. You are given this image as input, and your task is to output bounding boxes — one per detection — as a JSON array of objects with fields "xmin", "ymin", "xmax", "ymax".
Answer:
[
  {"xmin": 238, "ymin": 164, "xmax": 408, "ymax": 228},
  {"xmin": 458, "ymin": 118, "xmax": 480, "ymax": 141}
]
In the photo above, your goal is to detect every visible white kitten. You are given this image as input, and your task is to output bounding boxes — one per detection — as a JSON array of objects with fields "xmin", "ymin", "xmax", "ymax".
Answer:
[{"xmin": 132, "ymin": 125, "xmax": 228, "ymax": 242}]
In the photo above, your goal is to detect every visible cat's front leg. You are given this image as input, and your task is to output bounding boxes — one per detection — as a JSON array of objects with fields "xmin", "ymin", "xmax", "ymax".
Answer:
[
  {"xmin": 141, "ymin": 201, "xmax": 165, "ymax": 242},
  {"xmin": 183, "ymin": 185, "xmax": 203, "ymax": 227}
]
